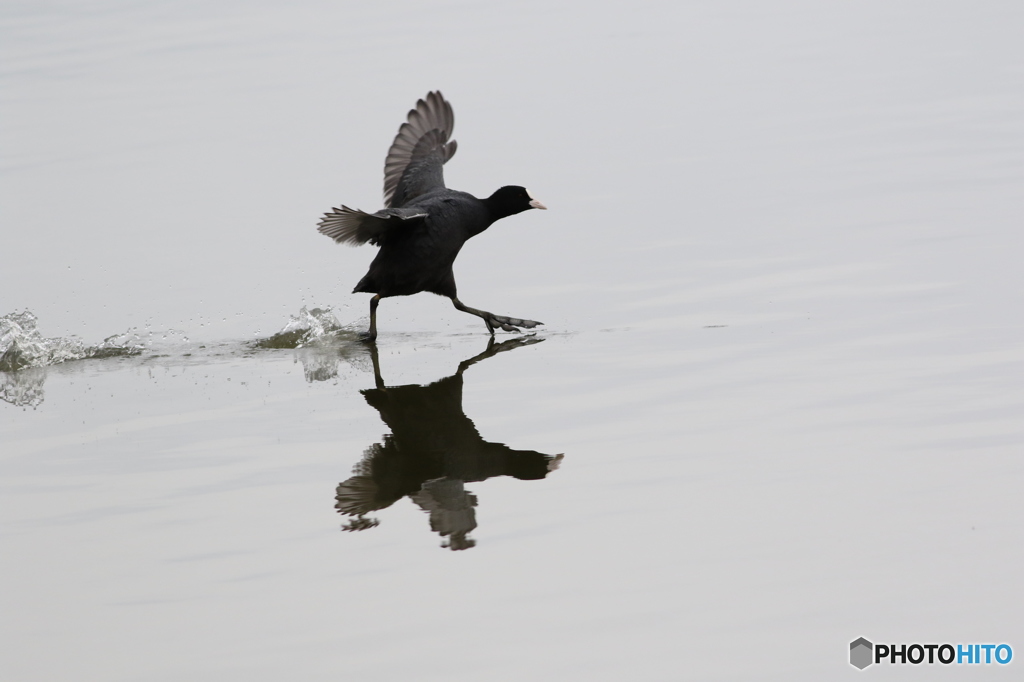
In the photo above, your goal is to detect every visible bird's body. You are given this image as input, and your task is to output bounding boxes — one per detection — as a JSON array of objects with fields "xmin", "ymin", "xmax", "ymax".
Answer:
[
  {"xmin": 354, "ymin": 188, "xmax": 484, "ymax": 299},
  {"xmin": 318, "ymin": 91, "xmax": 545, "ymax": 341}
]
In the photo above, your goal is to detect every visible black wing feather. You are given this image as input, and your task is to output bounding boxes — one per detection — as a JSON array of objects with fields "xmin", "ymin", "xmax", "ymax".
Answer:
[
  {"xmin": 383, "ymin": 91, "xmax": 457, "ymax": 208},
  {"xmin": 317, "ymin": 206, "xmax": 427, "ymax": 246}
]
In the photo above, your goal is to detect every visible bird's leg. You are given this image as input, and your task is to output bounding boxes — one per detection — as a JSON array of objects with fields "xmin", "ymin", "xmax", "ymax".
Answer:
[
  {"xmin": 450, "ymin": 297, "xmax": 542, "ymax": 335},
  {"xmin": 360, "ymin": 294, "xmax": 380, "ymax": 342}
]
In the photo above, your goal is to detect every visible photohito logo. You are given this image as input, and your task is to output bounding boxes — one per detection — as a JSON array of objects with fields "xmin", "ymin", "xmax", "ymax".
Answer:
[{"xmin": 849, "ymin": 638, "xmax": 1012, "ymax": 669}]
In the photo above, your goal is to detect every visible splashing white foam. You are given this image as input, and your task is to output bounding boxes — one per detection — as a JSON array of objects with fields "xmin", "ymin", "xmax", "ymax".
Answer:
[
  {"xmin": 280, "ymin": 306, "xmax": 343, "ymax": 343},
  {"xmin": 0, "ymin": 310, "xmax": 146, "ymax": 372}
]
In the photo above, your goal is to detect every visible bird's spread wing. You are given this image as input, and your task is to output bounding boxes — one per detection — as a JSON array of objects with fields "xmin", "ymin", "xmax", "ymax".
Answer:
[
  {"xmin": 317, "ymin": 206, "xmax": 428, "ymax": 246},
  {"xmin": 383, "ymin": 91, "xmax": 457, "ymax": 208}
]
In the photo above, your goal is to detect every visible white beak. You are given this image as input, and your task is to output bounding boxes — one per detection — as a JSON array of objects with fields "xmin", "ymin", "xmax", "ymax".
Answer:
[{"xmin": 529, "ymin": 198, "xmax": 547, "ymax": 210}]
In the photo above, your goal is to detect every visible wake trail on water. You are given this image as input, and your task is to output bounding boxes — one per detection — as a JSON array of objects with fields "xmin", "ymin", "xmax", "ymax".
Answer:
[
  {"xmin": 0, "ymin": 306, "xmax": 361, "ymax": 372},
  {"xmin": 1, "ymin": 306, "xmax": 370, "ymax": 408},
  {"xmin": 0, "ymin": 310, "xmax": 147, "ymax": 372}
]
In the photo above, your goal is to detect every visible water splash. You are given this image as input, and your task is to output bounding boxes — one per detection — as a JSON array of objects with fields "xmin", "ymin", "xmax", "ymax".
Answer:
[
  {"xmin": 0, "ymin": 310, "xmax": 145, "ymax": 372},
  {"xmin": 250, "ymin": 306, "xmax": 373, "ymax": 380},
  {"xmin": 254, "ymin": 306, "xmax": 346, "ymax": 349}
]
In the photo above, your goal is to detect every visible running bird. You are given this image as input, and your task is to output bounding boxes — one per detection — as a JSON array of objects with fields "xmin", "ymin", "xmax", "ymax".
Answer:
[{"xmin": 317, "ymin": 91, "xmax": 546, "ymax": 341}]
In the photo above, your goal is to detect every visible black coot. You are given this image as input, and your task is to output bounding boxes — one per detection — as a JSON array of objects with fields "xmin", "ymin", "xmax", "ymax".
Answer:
[{"xmin": 317, "ymin": 91, "xmax": 546, "ymax": 341}]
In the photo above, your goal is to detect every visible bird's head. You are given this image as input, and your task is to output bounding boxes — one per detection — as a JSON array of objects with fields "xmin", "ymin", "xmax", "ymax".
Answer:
[{"xmin": 487, "ymin": 186, "xmax": 547, "ymax": 219}]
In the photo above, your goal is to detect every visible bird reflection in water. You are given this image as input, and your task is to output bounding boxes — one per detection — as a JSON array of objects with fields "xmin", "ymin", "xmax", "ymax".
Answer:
[{"xmin": 335, "ymin": 337, "xmax": 562, "ymax": 550}]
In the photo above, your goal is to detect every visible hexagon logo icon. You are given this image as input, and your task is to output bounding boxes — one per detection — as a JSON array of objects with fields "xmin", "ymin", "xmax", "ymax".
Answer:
[{"xmin": 850, "ymin": 637, "xmax": 873, "ymax": 669}]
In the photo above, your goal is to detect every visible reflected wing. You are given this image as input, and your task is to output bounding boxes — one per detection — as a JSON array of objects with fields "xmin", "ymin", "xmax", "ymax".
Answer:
[
  {"xmin": 383, "ymin": 91, "xmax": 457, "ymax": 208},
  {"xmin": 317, "ymin": 206, "xmax": 427, "ymax": 246}
]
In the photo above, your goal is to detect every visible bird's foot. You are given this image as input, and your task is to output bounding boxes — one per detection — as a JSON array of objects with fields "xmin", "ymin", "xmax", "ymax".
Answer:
[
  {"xmin": 358, "ymin": 330, "xmax": 377, "ymax": 343},
  {"xmin": 485, "ymin": 313, "xmax": 543, "ymax": 334}
]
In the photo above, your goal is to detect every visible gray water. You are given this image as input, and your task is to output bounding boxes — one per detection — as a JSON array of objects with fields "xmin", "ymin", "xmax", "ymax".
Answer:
[{"xmin": 2, "ymin": 1, "xmax": 1022, "ymax": 679}]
